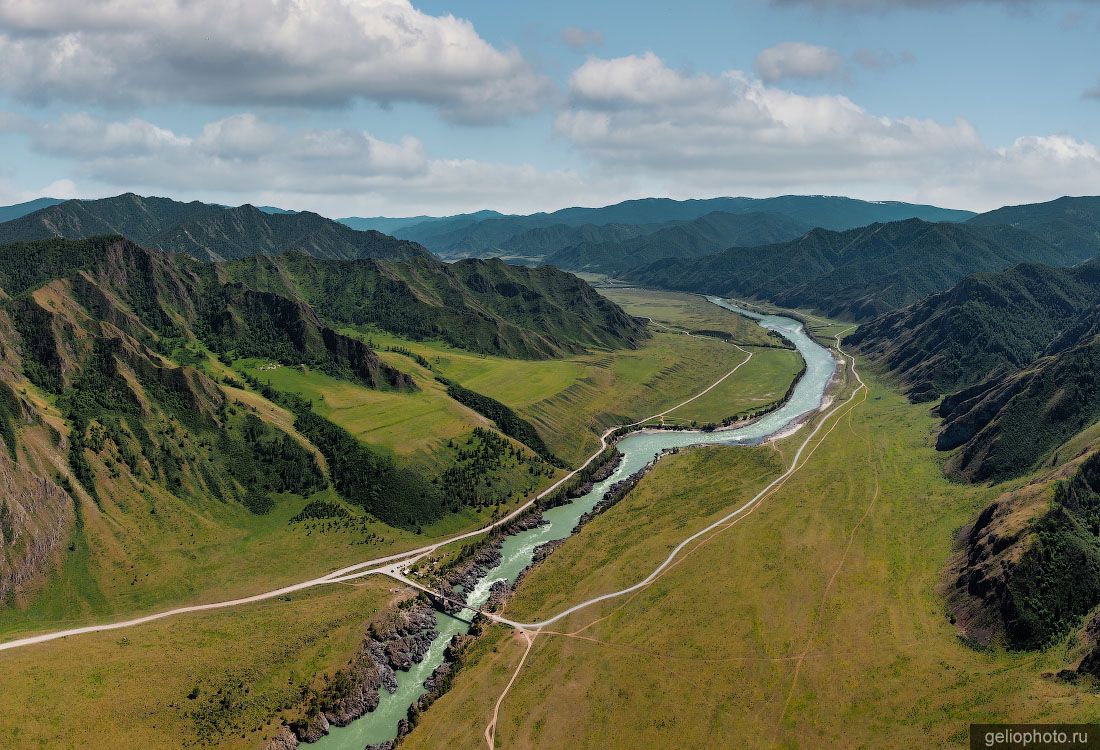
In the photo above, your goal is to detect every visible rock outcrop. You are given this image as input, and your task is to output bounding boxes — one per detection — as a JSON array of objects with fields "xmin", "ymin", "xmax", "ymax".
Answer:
[
  {"xmin": 288, "ymin": 600, "xmax": 438, "ymax": 743},
  {"xmin": 0, "ymin": 453, "xmax": 74, "ymax": 602}
]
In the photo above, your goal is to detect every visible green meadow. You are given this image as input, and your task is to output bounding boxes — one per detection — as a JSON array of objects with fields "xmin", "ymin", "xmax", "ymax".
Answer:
[
  {"xmin": 0, "ymin": 577, "xmax": 396, "ymax": 749},
  {"xmin": 405, "ymin": 367, "xmax": 1100, "ymax": 749}
]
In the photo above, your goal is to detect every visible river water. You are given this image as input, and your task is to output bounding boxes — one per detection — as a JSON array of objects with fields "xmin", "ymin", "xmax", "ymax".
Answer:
[{"xmin": 309, "ymin": 297, "xmax": 838, "ymax": 749}]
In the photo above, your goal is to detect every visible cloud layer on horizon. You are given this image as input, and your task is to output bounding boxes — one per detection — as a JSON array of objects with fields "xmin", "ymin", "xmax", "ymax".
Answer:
[
  {"xmin": 0, "ymin": 110, "xmax": 636, "ymax": 216},
  {"xmin": 556, "ymin": 52, "xmax": 1100, "ymax": 211}
]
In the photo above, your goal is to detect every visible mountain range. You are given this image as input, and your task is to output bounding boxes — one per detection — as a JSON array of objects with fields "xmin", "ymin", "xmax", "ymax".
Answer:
[
  {"xmin": 848, "ymin": 260, "xmax": 1100, "ymax": 401},
  {"xmin": 378, "ymin": 195, "xmax": 974, "ymax": 260},
  {"xmin": 0, "ymin": 194, "xmax": 431, "ymax": 263},
  {"xmin": 218, "ymin": 251, "xmax": 648, "ymax": 359},
  {"xmin": 0, "ymin": 230, "xmax": 647, "ymax": 606},
  {"xmin": 542, "ymin": 211, "xmax": 812, "ymax": 275},
  {"xmin": 627, "ymin": 196, "xmax": 1100, "ymax": 321},
  {"xmin": 627, "ymin": 218, "xmax": 1091, "ymax": 320}
]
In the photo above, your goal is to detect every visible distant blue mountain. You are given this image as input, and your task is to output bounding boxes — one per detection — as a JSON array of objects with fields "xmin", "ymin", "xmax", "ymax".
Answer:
[
  {"xmin": 338, "ymin": 209, "xmax": 504, "ymax": 235},
  {"xmin": 384, "ymin": 195, "xmax": 976, "ymax": 258},
  {"xmin": 0, "ymin": 197, "xmax": 66, "ymax": 223}
]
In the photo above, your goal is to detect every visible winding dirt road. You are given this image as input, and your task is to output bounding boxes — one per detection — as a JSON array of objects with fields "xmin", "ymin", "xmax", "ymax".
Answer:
[
  {"xmin": 492, "ymin": 327, "xmax": 862, "ymax": 631},
  {"xmin": 0, "ymin": 324, "xmax": 754, "ymax": 653},
  {"xmin": 480, "ymin": 327, "xmax": 862, "ymax": 748}
]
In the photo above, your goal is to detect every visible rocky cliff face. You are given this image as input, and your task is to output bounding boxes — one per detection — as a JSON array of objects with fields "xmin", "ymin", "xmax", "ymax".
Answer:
[{"xmin": 0, "ymin": 453, "xmax": 74, "ymax": 602}]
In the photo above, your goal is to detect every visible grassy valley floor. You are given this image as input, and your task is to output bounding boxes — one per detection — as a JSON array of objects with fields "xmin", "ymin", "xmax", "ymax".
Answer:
[
  {"xmin": 1, "ymin": 303, "xmax": 750, "ymax": 641},
  {"xmin": 0, "ymin": 578, "xmax": 396, "ymax": 749},
  {"xmin": 0, "ymin": 292, "xmax": 780, "ymax": 750},
  {"xmin": 404, "ymin": 367, "xmax": 1100, "ymax": 749}
]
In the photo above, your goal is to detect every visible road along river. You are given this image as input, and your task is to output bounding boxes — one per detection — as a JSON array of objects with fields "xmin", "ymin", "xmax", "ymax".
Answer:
[{"xmin": 310, "ymin": 297, "xmax": 841, "ymax": 749}]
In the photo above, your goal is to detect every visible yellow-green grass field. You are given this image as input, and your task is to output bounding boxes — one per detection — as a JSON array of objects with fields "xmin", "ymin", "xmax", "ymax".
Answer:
[
  {"xmin": 234, "ymin": 354, "xmax": 508, "ymax": 473},
  {"xmin": 659, "ymin": 346, "xmax": 804, "ymax": 426},
  {"xmin": 0, "ymin": 577, "xmax": 396, "ymax": 750},
  {"xmin": 0, "ymin": 480, "xmax": 458, "ymax": 639},
  {"xmin": 404, "ymin": 367, "xmax": 1100, "ymax": 749},
  {"xmin": 347, "ymin": 322, "xmax": 753, "ymax": 465},
  {"xmin": 598, "ymin": 287, "xmax": 778, "ymax": 345}
]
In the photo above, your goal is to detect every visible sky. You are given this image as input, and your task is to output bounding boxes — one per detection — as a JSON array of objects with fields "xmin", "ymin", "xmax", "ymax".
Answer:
[{"xmin": 0, "ymin": 0, "xmax": 1097, "ymax": 217}]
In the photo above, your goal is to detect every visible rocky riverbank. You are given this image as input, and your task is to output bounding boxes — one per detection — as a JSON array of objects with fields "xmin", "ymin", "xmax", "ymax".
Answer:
[
  {"xmin": 267, "ymin": 601, "xmax": 439, "ymax": 748},
  {"xmin": 575, "ymin": 448, "xmax": 675, "ymax": 530},
  {"xmin": 431, "ymin": 510, "xmax": 547, "ymax": 614}
]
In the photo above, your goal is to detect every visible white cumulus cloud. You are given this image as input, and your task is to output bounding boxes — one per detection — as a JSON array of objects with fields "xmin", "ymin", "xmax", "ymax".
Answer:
[
  {"xmin": 556, "ymin": 52, "xmax": 1100, "ymax": 210},
  {"xmin": 0, "ymin": 0, "xmax": 552, "ymax": 123},
  {"xmin": 0, "ymin": 110, "xmax": 635, "ymax": 215}
]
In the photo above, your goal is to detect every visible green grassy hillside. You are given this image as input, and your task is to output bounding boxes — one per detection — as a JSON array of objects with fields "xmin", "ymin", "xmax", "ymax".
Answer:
[{"xmin": 218, "ymin": 251, "xmax": 650, "ymax": 359}]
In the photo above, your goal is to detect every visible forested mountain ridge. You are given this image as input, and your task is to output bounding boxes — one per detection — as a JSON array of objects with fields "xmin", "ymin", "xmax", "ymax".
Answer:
[
  {"xmin": 0, "ymin": 193, "xmax": 432, "ymax": 263},
  {"xmin": 626, "ymin": 219, "xmax": 1083, "ymax": 321},
  {"xmin": 848, "ymin": 260, "xmax": 1100, "ymax": 401},
  {"xmin": 968, "ymin": 196, "xmax": 1100, "ymax": 261},
  {"xmin": 218, "ymin": 251, "xmax": 649, "ymax": 359},
  {"xmin": 543, "ymin": 211, "xmax": 811, "ymax": 275},
  {"xmin": 935, "ymin": 310, "xmax": 1100, "ymax": 483},
  {"xmin": 390, "ymin": 195, "xmax": 973, "ymax": 259},
  {"xmin": 498, "ymin": 221, "xmax": 662, "ymax": 261}
]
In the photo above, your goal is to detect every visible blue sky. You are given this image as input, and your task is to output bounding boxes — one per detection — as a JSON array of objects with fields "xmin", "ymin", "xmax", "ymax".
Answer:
[{"xmin": 0, "ymin": 0, "xmax": 1097, "ymax": 216}]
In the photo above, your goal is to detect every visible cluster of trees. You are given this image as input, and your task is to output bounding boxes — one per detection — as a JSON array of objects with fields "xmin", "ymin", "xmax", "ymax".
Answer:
[
  {"xmin": 224, "ymin": 413, "xmax": 325, "ymax": 514},
  {"xmin": 56, "ymin": 342, "xmax": 145, "ymax": 504},
  {"xmin": 999, "ymin": 452, "xmax": 1100, "ymax": 649},
  {"xmin": 437, "ymin": 376, "xmax": 562, "ymax": 467},
  {"xmin": 289, "ymin": 499, "xmax": 350, "ymax": 523},
  {"xmin": 269, "ymin": 389, "xmax": 443, "ymax": 529},
  {"xmin": 385, "ymin": 344, "xmax": 432, "ymax": 370},
  {"xmin": 435, "ymin": 427, "xmax": 545, "ymax": 512},
  {"xmin": 0, "ymin": 380, "xmax": 21, "ymax": 460},
  {"xmin": 538, "ymin": 447, "xmax": 620, "ymax": 511}
]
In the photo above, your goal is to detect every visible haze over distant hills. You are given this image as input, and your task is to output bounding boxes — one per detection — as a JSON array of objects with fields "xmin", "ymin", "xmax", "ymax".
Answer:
[
  {"xmin": 0, "ymin": 197, "xmax": 66, "ymax": 223},
  {"xmin": 543, "ymin": 211, "xmax": 812, "ymax": 275},
  {"xmin": 338, "ymin": 209, "xmax": 504, "ymax": 236}
]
